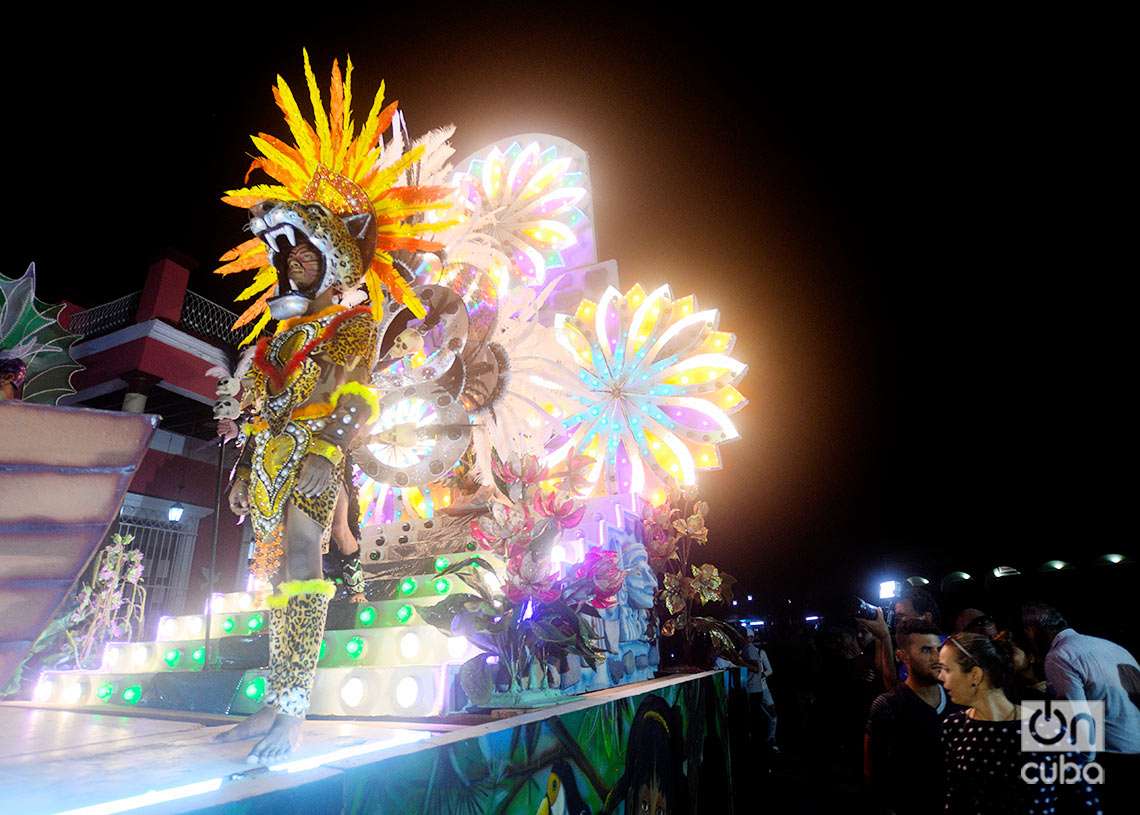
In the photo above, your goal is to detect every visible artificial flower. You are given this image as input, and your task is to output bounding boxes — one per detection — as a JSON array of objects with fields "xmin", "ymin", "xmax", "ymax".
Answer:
[
  {"xmin": 662, "ymin": 572, "xmax": 689, "ymax": 615},
  {"xmin": 690, "ymin": 563, "xmax": 727, "ymax": 605},
  {"xmin": 574, "ymin": 549, "xmax": 626, "ymax": 609},
  {"xmin": 532, "ymin": 491, "xmax": 586, "ymax": 529}
]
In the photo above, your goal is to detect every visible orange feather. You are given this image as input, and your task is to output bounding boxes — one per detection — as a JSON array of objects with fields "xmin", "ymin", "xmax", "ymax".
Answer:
[{"xmin": 233, "ymin": 288, "xmax": 274, "ymax": 328}]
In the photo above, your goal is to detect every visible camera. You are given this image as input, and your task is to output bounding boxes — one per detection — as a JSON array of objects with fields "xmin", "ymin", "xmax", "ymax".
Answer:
[{"xmin": 851, "ymin": 597, "xmax": 893, "ymax": 627}]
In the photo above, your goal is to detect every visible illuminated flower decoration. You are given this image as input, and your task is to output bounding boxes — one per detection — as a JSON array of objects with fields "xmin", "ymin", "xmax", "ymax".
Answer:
[
  {"xmin": 438, "ymin": 137, "xmax": 594, "ymax": 294},
  {"xmin": 662, "ymin": 572, "xmax": 688, "ymax": 615},
  {"xmin": 532, "ymin": 491, "xmax": 587, "ymax": 530},
  {"xmin": 574, "ymin": 549, "xmax": 626, "ymax": 609},
  {"xmin": 673, "ymin": 507, "xmax": 709, "ymax": 544},
  {"xmin": 549, "ymin": 284, "xmax": 748, "ymax": 503},
  {"xmin": 504, "ymin": 548, "xmax": 560, "ymax": 604},
  {"xmin": 470, "ymin": 502, "xmax": 533, "ymax": 553},
  {"xmin": 357, "ymin": 479, "xmax": 454, "ymax": 525},
  {"xmin": 690, "ymin": 563, "xmax": 734, "ymax": 605}
]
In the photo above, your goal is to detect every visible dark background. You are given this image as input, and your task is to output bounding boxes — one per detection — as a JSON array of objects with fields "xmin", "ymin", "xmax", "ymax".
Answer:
[{"xmin": 12, "ymin": 10, "xmax": 1132, "ymax": 626}]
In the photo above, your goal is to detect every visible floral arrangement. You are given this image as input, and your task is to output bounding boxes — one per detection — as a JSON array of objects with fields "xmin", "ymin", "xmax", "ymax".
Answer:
[
  {"xmin": 420, "ymin": 454, "xmax": 625, "ymax": 705},
  {"xmin": 2, "ymin": 534, "xmax": 146, "ymax": 697},
  {"xmin": 642, "ymin": 487, "xmax": 744, "ymax": 666}
]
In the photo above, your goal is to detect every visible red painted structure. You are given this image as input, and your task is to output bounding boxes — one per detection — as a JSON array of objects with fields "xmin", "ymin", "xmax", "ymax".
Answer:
[{"xmin": 61, "ymin": 257, "xmax": 249, "ymax": 615}]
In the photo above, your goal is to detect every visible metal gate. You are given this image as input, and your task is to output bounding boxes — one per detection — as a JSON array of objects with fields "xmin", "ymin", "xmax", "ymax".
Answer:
[{"xmin": 114, "ymin": 516, "xmax": 197, "ymax": 623}]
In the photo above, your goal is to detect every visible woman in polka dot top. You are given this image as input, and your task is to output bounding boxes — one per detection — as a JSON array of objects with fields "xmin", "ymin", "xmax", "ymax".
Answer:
[{"xmin": 939, "ymin": 632, "xmax": 1102, "ymax": 814}]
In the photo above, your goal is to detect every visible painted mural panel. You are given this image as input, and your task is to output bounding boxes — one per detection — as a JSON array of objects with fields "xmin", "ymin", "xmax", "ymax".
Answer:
[{"xmin": 341, "ymin": 672, "xmax": 743, "ymax": 814}]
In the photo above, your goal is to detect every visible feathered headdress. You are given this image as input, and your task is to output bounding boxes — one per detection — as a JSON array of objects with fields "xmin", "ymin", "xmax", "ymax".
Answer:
[{"xmin": 216, "ymin": 50, "xmax": 454, "ymax": 344}]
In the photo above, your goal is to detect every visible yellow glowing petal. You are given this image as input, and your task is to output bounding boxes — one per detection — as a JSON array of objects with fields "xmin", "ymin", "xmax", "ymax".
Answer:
[
  {"xmin": 650, "ymin": 489, "xmax": 668, "ymax": 507},
  {"xmin": 626, "ymin": 285, "xmax": 672, "ymax": 357},
  {"xmin": 625, "ymin": 283, "xmax": 646, "ymax": 308},
  {"xmin": 520, "ymin": 156, "xmax": 573, "ymax": 202},
  {"xmin": 555, "ymin": 314, "xmax": 594, "ymax": 365},
  {"xmin": 710, "ymin": 385, "xmax": 747, "ymax": 413},
  {"xmin": 692, "ymin": 443, "xmax": 721, "ymax": 470},
  {"xmin": 699, "ymin": 331, "xmax": 735, "ymax": 354},
  {"xmin": 519, "ymin": 220, "xmax": 576, "ymax": 250},
  {"xmin": 661, "ymin": 353, "xmax": 747, "ymax": 387},
  {"xmin": 482, "ymin": 147, "xmax": 506, "ymax": 207},
  {"xmin": 673, "ymin": 295, "xmax": 695, "ymax": 317},
  {"xmin": 575, "ymin": 299, "xmax": 597, "ymax": 323}
]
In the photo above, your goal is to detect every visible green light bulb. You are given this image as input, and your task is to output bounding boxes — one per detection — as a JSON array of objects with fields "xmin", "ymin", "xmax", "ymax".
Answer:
[
  {"xmin": 163, "ymin": 648, "xmax": 181, "ymax": 668},
  {"xmin": 97, "ymin": 683, "xmax": 114, "ymax": 701},
  {"xmin": 191, "ymin": 647, "xmax": 206, "ymax": 665},
  {"xmin": 222, "ymin": 617, "xmax": 235, "ymax": 633},
  {"xmin": 244, "ymin": 676, "xmax": 265, "ymax": 701},
  {"xmin": 434, "ymin": 578, "xmax": 450, "ymax": 595},
  {"xmin": 247, "ymin": 613, "xmax": 264, "ymax": 633},
  {"xmin": 396, "ymin": 604, "xmax": 414, "ymax": 624},
  {"xmin": 345, "ymin": 636, "xmax": 365, "ymax": 659},
  {"xmin": 434, "ymin": 557, "xmax": 449, "ymax": 572},
  {"xmin": 122, "ymin": 685, "xmax": 142, "ymax": 705},
  {"xmin": 319, "ymin": 640, "xmax": 327, "ymax": 661},
  {"xmin": 358, "ymin": 606, "xmax": 376, "ymax": 626},
  {"xmin": 398, "ymin": 578, "xmax": 417, "ymax": 596}
]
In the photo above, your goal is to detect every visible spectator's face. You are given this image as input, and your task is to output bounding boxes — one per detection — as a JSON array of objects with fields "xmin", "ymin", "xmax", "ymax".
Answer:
[
  {"xmin": 938, "ymin": 644, "xmax": 979, "ymax": 705},
  {"xmin": 900, "ymin": 634, "xmax": 942, "ymax": 682},
  {"xmin": 893, "ymin": 599, "xmax": 931, "ymax": 624}
]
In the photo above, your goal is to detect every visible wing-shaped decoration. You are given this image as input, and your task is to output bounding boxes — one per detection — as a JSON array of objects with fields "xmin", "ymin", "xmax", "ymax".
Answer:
[{"xmin": 0, "ymin": 264, "xmax": 83, "ymax": 405}]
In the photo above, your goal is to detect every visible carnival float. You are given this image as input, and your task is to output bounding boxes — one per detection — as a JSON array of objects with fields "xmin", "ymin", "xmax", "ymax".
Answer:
[{"xmin": 26, "ymin": 50, "xmax": 749, "ymax": 736}]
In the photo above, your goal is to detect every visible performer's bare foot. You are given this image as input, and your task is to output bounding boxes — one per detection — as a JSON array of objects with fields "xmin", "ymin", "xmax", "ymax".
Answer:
[
  {"xmin": 247, "ymin": 713, "xmax": 304, "ymax": 763},
  {"xmin": 213, "ymin": 705, "xmax": 276, "ymax": 743}
]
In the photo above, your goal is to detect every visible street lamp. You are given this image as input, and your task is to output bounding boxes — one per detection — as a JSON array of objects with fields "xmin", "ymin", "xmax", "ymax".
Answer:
[{"xmin": 168, "ymin": 502, "xmax": 185, "ymax": 523}]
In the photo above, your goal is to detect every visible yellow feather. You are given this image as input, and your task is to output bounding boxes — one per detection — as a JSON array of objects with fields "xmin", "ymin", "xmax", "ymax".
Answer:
[
  {"xmin": 276, "ymin": 74, "xmax": 319, "ymax": 169},
  {"xmin": 364, "ymin": 145, "xmax": 425, "ymax": 199},
  {"xmin": 335, "ymin": 57, "xmax": 354, "ymax": 172},
  {"xmin": 215, "ymin": 244, "xmax": 268, "ymax": 276},
  {"xmin": 348, "ymin": 80, "xmax": 386, "ymax": 178},
  {"xmin": 239, "ymin": 308, "xmax": 273, "ymax": 347},
  {"xmin": 236, "ymin": 267, "xmax": 278, "ymax": 301},
  {"xmin": 222, "ymin": 184, "xmax": 291, "ymax": 208},
  {"xmin": 365, "ymin": 267, "xmax": 385, "ymax": 321},
  {"xmin": 302, "ymin": 49, "xmax": 332, "ymax": 167},
  {"xmin": 252, "ymin": 136, "xmax": 307, "ymax": 191}
]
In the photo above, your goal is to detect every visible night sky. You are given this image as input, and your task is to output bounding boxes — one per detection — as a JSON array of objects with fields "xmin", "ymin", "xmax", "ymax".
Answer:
[{"xmin": 13, "ymin": 12, "xmax": 1128, "ymax": 615}]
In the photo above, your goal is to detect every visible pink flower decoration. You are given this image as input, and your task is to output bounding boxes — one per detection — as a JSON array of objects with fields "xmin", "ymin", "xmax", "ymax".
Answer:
[
  {"xmin": 575, "ymin": 549, "xmax": 626, "ymax": 609},
  {"xmin": 532, "ymin": 491, "xmax": 587, "ymax": 530}
]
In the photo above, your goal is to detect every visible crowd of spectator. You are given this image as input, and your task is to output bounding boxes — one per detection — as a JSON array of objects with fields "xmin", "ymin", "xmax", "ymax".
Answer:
[{"xmin": 729, "ymin": 587, "xmax": 1140, "ymax": 813}]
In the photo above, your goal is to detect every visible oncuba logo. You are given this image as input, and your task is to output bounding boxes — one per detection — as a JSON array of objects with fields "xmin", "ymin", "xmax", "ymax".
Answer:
[{"xmin": 1020, "ymin": 700, "xmax": 1105, "ymax": 786}]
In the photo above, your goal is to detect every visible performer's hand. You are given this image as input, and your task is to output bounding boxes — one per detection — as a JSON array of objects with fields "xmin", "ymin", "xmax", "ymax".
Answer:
[
  {"xmin": 298, "ymin": 454, "xmax": 334, "ymax": 497},
  {"xmin": 228, "ymin": 479, "xmax": 251, "ymax": 516},
  {"xmin": 217, "ymin": 418, "xmax": 239, "ymax": 441},
  {"xmin": 856, "ymin": 607, "xmax": 890, "ymax": 641}
]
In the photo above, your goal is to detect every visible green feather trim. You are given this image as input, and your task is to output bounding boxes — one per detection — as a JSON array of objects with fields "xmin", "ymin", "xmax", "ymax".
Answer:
[{"xmin": 267, "ymin": 579, "xmax": 336, "ymax": 607}]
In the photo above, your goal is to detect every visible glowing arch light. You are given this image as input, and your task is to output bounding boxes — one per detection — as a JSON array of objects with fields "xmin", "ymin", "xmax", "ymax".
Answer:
[
  {"xmin": 550, "ymin": 284, "xmax": 747, "ymax": 502},
  {"xmin": 449, "ymin": 135, "xmax": 595, "ymax": 291}
]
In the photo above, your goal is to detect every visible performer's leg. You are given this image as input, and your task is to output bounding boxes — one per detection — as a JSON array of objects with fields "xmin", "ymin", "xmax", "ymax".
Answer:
[
  {"xmin": 248, "ymin": 504, "xmax": 332, "ymax": 763},
  {"xmin": 330, "ymin": 487, "xmax": 366, "ymax": 601},
  {"xmin": 213, "ymin": 604, "xmax": 284, "ymax": 743}
]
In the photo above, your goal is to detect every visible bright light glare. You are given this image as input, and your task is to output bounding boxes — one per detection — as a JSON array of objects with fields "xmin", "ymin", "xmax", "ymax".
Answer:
[
  {"xmin": 34, "ymin": 680, "xmax": 54, "ymax": 702},
  {"xmin": 805, "ymin": 615, "xmax": 820, "ymax": 622},
  {"xmin": 395, "ymin": 676, "xmax": 419, "ymax": 708},
  {"xmin": 131, "ymin": 645, "xmax": 150, "ymax": 668},
  {"xmin": 481, "ymin": 570, "xmax": 503, "ymax": 594},
  {"xmin": 550, "ymin": 545, "xmax": 566, "ymax": 565},
  {"xmin": 54, "ymin": 777, "xmax": 224, "ymax": 815},
  {"xmin": 62, "ymin": 681, "xmax": 84, "ymax": 705},
  {"xmin": 1105, "ymin": 554, "xmax": 1124, "ymax": 564},
  {"xmin": 399, "ymin": 633, "xmax": 421, "ymax": 660},
  {"xmin": 158, "ymin": 617, "xmax": 178, "ymax": 639},
  {"xmin": 447, "ymin": 636, "xmax": 469, "ymax": 660},
  {"xmin": 186, "ymin": 616, "xmax": 204, "ymax": 636},
  {"xmin": 267, "ymin": 730, "xmax": 430, "ymax": 774},
  {"xmin": 879, "ymin": 581, "xmax": 898, "ymax": 600},
  {"xmin": 340, "ymin": 677, "xmax": 366, "ymax": 708}
]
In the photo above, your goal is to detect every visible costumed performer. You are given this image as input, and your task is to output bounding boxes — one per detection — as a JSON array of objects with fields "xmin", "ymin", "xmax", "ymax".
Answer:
[{"xmin": 213, "ymin": 51, "xmax": 447, "ymax": 762}]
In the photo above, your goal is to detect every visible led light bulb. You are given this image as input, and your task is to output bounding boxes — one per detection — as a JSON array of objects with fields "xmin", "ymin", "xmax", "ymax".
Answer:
[
  {"xmin": 433, "ymin": 578, "xmax": 450, "ymax": 595},
  {"xmin": 345, "ymin": 636, "xmax": 365, "ymax": 659},
  {"xmin": 131, "ymin": 645, "xmax": 150, "ymax": 669},
  {"xmin": 447, "ymin": 636, "xmax": 469, "ymax": 660},
  {"xmin": 399, "ymin": 633, "xmax": 421, "ymax": 660},
  {"xmin": 358, "ymin": 606, "xmax": 377, "ymax": 627},
  {"xmin": 236, "ymin": 593, "xmax": 253, "ymax": 611},
  {"xmin": 62, "ymin": 681, "xmax": 84, "ymax": 705},
  {"xmin": 340, "ymin": 677, "xmax": 366, "ymax": 708},
  {"xmin": 396, "ymin": 604, "xmax": 414, "ymax": 624},
  {"xmin": 158, "ymin": 617, "xmax": 178, "ymax": 640},
  {"xmin": 398, "ymin": 578, "xmax": 417, "ymax": 596},
  {"xmin": 395, "ymin": 676, "xmax": 419, "ymax": 709},
  {"xmin": 34, "ymin": 680, "xmax": 55, "ymax": 703},
  {"xmin": 103, "ymin": 645, "xmax": 122, "ymax": 669},
  {"xmin": 121, "ymin": 685, "xmax": 142, "ymax": 705},
  {"xmin": 185, "ymin": 616, "xmax": 204, "ymax": 637}
]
